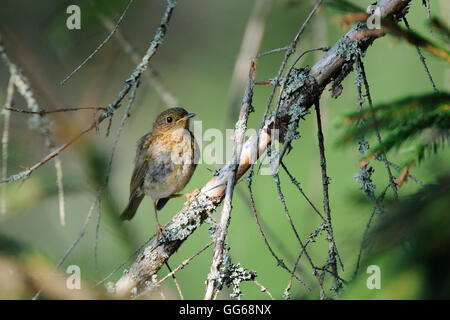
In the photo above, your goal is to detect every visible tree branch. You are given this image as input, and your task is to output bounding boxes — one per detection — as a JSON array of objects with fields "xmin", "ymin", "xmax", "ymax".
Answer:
[{"xmin": 203, "ymin": 61, "xmax": 256, "ymax": 300}]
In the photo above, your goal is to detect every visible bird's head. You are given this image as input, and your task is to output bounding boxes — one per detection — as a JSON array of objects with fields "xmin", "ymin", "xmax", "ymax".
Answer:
[{"xmin": 152, "ymin": 107, "xmax": 196, "ymax": 132}]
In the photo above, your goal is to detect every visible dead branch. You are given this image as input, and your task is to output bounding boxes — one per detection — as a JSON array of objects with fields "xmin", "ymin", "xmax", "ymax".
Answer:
[{"xmin": 204, "ymin": 61, "xmax": 256, "ymax": 300}]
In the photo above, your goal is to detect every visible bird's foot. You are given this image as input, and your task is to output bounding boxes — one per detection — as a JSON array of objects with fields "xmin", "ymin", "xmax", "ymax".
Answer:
[
  {"xmin": 156, "ymin": 223, "xmax": 167, "ymax": 242},
  {"xmin": 185, "ymin": 189, "xmax": 200, "ymax": 205}
]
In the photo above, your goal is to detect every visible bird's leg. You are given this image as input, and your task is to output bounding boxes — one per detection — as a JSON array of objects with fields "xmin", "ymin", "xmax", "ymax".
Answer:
[
  {"xmin": 168, "ymin": 189, "xmax": 200, "ymax": 205},
  {"xmin": 153, "ymin": 200, "xmax": 166, "ymax": 241}
]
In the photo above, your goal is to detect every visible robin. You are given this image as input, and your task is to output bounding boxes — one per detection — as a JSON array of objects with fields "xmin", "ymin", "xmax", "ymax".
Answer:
[{"xmin": 120, "ymin": 107, "xmax": 199, "ymax": 240}]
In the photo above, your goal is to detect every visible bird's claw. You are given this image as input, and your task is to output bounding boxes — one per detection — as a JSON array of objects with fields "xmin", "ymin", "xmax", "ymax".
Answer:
[
  {"xmin": 156, "ymin": 223, "xmax": 167, "ymax": 242},
  {"xmin": 185, "ymin": 189, "xmax": 200, "ymax": 205}
]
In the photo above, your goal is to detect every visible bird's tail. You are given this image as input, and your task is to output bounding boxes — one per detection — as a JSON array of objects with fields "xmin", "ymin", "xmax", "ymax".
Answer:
[{"xmin": 120, "ymin": 194, "xmax": 144, "ymax": 220}]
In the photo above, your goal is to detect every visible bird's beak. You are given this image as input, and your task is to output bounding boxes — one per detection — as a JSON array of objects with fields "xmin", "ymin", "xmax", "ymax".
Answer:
[{"xmin": 176, "ymin": 113, "xmax": 196, "ymax": 123}]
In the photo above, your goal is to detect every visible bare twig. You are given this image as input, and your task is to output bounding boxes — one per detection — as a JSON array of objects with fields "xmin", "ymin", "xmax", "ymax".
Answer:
[
  {"xmin": 314, "ymin": 102, "xmax": 340, "ymax": 291},
  {"xmin": 353, "ymin": 183, "xmax": 390, "ymax": 277},
  {"xmin": 358, "ymin": 58, "xmax": 399, "ymax": 200},
  {"xmin": 5, "ymin": 106, "xmax": 106, "ymax": 114},
  {"xmin": 274, "ymin": 172, "xmax": 328, "ymax": 297},
  {"xmin": 387, "ymin": 161, "xmax": 424, "ymax": 187},
  {"xmin": 227, "ymin": 0, "xmax": 272, "ymax": 121},
  {"xmin": 54, "ymin": 157, "xmax": 66, "ymax": 226},
  {"xmin": 99, "ymin": 13, "xmax": 178, "ymax": 107},
  {"xmin": 402, "ymin": 17, "xmax": 438, "ymax": 93},
  {"xmin": 246, "ymin": 174, "xmax": 310, "ymax": 291},
  {"xmin": 96, "ymin": 234, "xmax": 155, "ymax": 287},
  {"xmin": 60, "ymin": 0, "xmax": 134, "ymax": 86},
  {"xmin": 280, "ymin": 162, "xmax": 324, "ymax": 220},
  {"xmin": 255, "ymin": 46, "xmax": 290, "ymax": 59},
  {"xmin": 204, "ymin": 61, "xmax": 256, "ymax": 300},
  {"xmin": 158, "ymin": 242, "xmax": 213, "ymax": 285},
  {"xmin": 1, "ymin": 75, "xmax": 15, "ymax": 214},
  {"xmin": 165, "ymin": 262, "xmax": 184, "ymax": 300},
  {"xmin": 253, "ymin": 280, "xmax": 275, "ymax": 300},
  {"xmin": 284, "ymin": 222, "xmax": 328, "ymax": 300},
  {"xmin": 94, "ymin": 197, "xmax": 102, "ymax": 272}
]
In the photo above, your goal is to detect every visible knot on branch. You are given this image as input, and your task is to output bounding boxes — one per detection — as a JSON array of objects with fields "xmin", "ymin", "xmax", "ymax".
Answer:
[{"xmin": 102, "ymin": 104, "xmax": 116, "ymax": 118}]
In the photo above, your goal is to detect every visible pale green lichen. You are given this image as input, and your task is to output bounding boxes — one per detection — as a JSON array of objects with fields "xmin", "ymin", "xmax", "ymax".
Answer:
[
  {"xmin": 283, "ymin": 66, "xmax": 311, "ymax": 98},
  {"xmin": 8, "ymin": 170, "xmax": 31, "ymax": 183},
  {"xmin": 163, "ymin": 192, "xmax": 216, "ymax": 241},
  {"xmin": 205, "ymin": 216, "xmax": 218, "ymax": 241},
  {"xmin": 336, "ymin": 27, "xmax": 365, "ymax": 62},
  {"xmin": 358, "ymin": 139, "xmax": 370, "ymax": 154},
  {"xmin": 286, "ymin": 103, "xmax": 310, "ymax": 142},
  {"xmin": 354, "ymin": 165, "xmax": 376, "ymax": 196},
  {"xmin": 213, "ymin": 250, "xmax": 256, "ymax": 299}
]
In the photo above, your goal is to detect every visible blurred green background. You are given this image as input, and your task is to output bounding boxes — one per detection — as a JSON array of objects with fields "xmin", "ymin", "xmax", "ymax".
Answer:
[{"xmin": 0, "ymin": 0, "xmax": 448, "ymax": 299}]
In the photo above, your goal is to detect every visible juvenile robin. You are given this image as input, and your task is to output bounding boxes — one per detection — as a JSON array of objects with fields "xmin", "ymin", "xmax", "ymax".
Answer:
[{"xmin": 120, "ymin": 107, "xmax": 199, "ymax": 239}]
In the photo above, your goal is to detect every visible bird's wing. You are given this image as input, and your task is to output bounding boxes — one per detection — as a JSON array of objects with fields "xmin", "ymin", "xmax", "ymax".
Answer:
[{"xmin": 129, "ymin": 132, "xmax": 152, "ymax": 196}]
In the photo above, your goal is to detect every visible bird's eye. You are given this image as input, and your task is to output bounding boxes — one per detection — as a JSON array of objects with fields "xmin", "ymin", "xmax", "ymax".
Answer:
[{"xmin": 166, "ymin": 116, "xmax": 173, "ymax": 123}]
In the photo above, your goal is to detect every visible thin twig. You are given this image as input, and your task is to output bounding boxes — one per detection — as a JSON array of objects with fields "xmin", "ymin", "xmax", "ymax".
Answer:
[
  {"xmin": 353, "ymin": 183, "xmax": 390, "ymax": 277},
  {"xmin": 1, "ymin": 75, "xmax": 15, "ymax": 214},
  {"xmin": 248, "ymin": 0, "xmax": 324, "ymax": 202},
  {"xmin": 5, "ymin": 106, "xmax": 106, "ymax": 114},
  {"xmin": 96, "ymin": 234, "xmax": 155, "ymax": 287},
  {"xmin": 60, "ymin": 0, "xmax": 134, "ymax": 86},
  {"xmin": 280, "ymin": 162, "xmax": 324, "ymax": 220},
  {"xmin": 358, "ymin": 58, "xmax": 399, "ymax": 200},
  {"xmin": 158, "ymin": 242, "xmax": 213, "ymax": 285},
  {"xmin": 387, "ymin": 160, "xmax": 424, "ymax": 187},
  {"xmin": 314, "ymin": 102, "xmax": 341, "ymax": 291},
  {"xmin": 253, "ymin": 280, "xmax": 275, "ymax": 300},
  {"xmin": 227, "ymin": 0, "xmax": 272, "ymax": 121},
  {"xmin": 255, "ymin": 46, "xmax": 290, "ymax": 59},
  {"xmin": 54, "ymin": 157, "xmax": 66, "ymax": 226},
  {"xmin": 285, "ymin": 222, "xmax": 328, "ymax": 300},
  {"xmin": 246, "ymin": 175, "xmax": 310, "ymax": 290},
  {"xmin": 355, "ymin": 55, "xmax": 384, "ymax": 216},
  {"xmin": 204, "ymin": 62, "xmax": 256, "ymax": 300},
  {"xmin": 261, "ymin": 0, "xmax": 323, "ymax": 128},
  {"xmin": 165, "ymin": 262, "xmax": 184, "ymax": 300},
  {"xmin": 94, "ymin": 197, "xmax": 102, "ymax": 272},
  {"xmin": 274, "ymin": 172, "xmax": 327, "ymax": 297},
  {"xmin": 402, "ymin": 17, "xmax": 438, "ymax": 93},
  {"xmin": 99, "ymin": 13, "xmax": 178, "ymax": 107}
]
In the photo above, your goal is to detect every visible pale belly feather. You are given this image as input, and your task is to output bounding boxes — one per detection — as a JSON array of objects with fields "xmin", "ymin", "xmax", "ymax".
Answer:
[{"xmin": 142, "ymin": 131, "xmax": 196, "ymax": 200}]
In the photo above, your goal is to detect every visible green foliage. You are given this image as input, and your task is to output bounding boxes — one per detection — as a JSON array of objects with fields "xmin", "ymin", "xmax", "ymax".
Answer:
[
  {"xmin": 362, "ymin": 175, "xmax": 450, "ymax": 299},
  {"xmin": 339, "ymin": 92, "xmax": 450, "ymax": 165}
]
